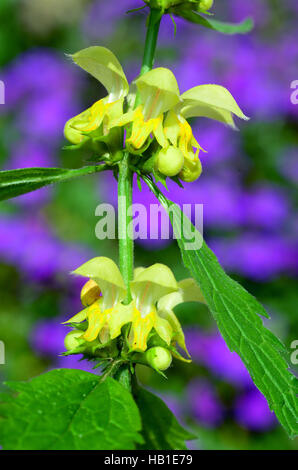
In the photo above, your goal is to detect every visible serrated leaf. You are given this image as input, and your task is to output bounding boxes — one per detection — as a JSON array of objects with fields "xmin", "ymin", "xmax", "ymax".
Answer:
[
  {"xmin": 0, "ymin": 369, "xmax": 142, "ymax": 450},
  {"xmin": 177, "ymin": 9, "xmax": 254, "ymax": 35},
  {"xmin": 134, "ymin": 386, "xmax": 195, "ymax": 450},
  {"xmin": 143, "ymin": 176, "xmax": 298, "ymax": 439},
  {"xmin": 0, "ymin": 165, "xmax": 108, "ymax": 202}
]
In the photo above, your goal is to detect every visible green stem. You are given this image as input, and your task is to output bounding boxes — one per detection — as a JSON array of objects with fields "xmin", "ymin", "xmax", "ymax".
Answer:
[
  {"xmin": 118, "ymin": 152, "xmax": 134, "ymax": 303},
  {"xmin": 99, "ymin": 359, "xmax": 123, "ymax": 383},
  {"xmin": 140, "ymin": 8, "xmax": 162, "ymax": 76},
  {"xmin": 112, "ymin": 363, "xmax": 132, "ymax": 392},
  {"xmin": 117, "ymin": 7, "xmax": 163, "ymax": 305}
]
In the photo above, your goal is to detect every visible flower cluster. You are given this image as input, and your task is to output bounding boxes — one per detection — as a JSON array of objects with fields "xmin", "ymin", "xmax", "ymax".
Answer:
[
  {"xmin": 142, "ymin": 0, "xmax": 214, "ymax": 14},
  {"xmin": 63, "ymin": 256, "xmax": 205, "ymax": 372},
  {"xmin": 64, "ymin": 46, "xmax": 247, "ymax": 183}
]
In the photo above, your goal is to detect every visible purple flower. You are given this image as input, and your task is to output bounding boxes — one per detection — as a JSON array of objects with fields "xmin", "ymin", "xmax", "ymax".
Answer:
[
  {"xmin": 174, "ymin": 38, "xmax": 216, "ymax": 92},
  {"xmin": 100, "ymin": 170, "xmax": 245, "ymax": 251},
  {"xmin": 193, "ymin": 121, "xmax": 239, "ymax": 167},
  {"xmin": 228, "ymin": 0, "xmax": 270, "ymax": 28},
  {"xmin": 56, "ymin": 354, "xmax": 98, "ymax": 373},
  {"xmin": 99, "ymin": 172, "xmax": 173, "ymax": 249},
  {"xmin": 31, "ymin": 315, "xmax": 102, "ymax": 373},
  {"xmin": 0, "ymin": 215, "xmax": 93, "ymax": 280},
  {"xmin": 185, "ymin": 329, "xmax": 210, "ymax": 363},
  {"xmin": 8, "ymin": 140, "xmax": 54, "ymax": 169},
  {"xmin": 187, "ymin": 379, "xmax": 224, "ymax": 428},
  {"xmin": 285, "ymin": 0, "xmax": 298, "ymax": 13},
  {"xmin": 82, "ymin": 0, "xmax": 140, "ymax": 40},
  {"xmin": 159, "ymin": 393, "xmax": 184, "ymax": 422},
  {"xmin": 17, "ymin": 92, "xmax": 77, "ymax": 144},
  {"xmin": 2, "ymin": 49, "xmax": 81, "ymax": 146},
  {"xmin": 190, "ymin": 177, "xmax": 245, "ymax": 228},
  {"xmin": 31, "ymin": 320, "xmax": 66, "ymax": 357},
  {"xmin": 3, "ymin": 49, "xmax": 79, "ymax": 106},
  {"xmin": 158, "ymin": 14, "xmax": 190, "ymax": 44},
  {"xmin": 210, "ymin": 234, "xmax": 296, "ymax": 280},
  {"xmin": 224, "ymin": 42, "xmax": 285, "ymax": 118},
  {"xmin": 186, "ymin": 330, "xmax": 252, "ymax": 387},
  {"xmin": 162, "ymin": 173, "xmax": 245, "ymax": 229},
  {"xmin": 234, "ymin": 388, "xmax": 276, "ymax": 431},
  {"xmin": 203, "ymin": 335, "xmax": 251, "ymax": 387},
  {"xmin": 242, "ymin": 185, "xmax": 290, "ymax": 230},
  {"xmin": 175, "ymin": 30, "xmax": 289, "ymax": 119},
  {"xmin": 6, "ymin": 141, "xmax": 55, "ymax": 206},
  {"xmin": 279, "ymin": 147, "xmax": 298, "ymax": 184}
]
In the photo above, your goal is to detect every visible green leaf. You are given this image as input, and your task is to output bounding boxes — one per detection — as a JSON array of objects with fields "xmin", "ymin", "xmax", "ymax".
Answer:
[
  {"xmin": 143, "ymin": 176, "xmax": 298, "ymax": 439},
  {"xmin": 134, "ymin": 386, "xmax": 195, "ymax": 450},
  {"xmin": 0, "ymin": 165, "xmax": 108, "ymax": 202},
  {"xmin": 0, "ymin": 369, "xmax": 142, "ymax": 450},
  {"xmin": 177, "ymin": 9, "xmax": 254, "ymax": 35}
]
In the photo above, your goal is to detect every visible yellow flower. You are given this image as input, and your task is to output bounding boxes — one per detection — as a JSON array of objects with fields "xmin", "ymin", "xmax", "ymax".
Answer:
[
  {"xmin": 64, "ymin": 47, "xmax": 129, "ymax": 145},
  {"xmin": 64, "ymin": 257, "xmax": 206, "ymax": 357},
  {"xmin": 113, "ymin": 67, "xmax": 180, "ymax": 153},
  {"xmin": 163, "ymin": 110, "xmax": 204, "ymax": 163},
  {"xmin": 112, "ymin": 65, "xmax": 248, "ymax": 180},
  {"xmin": 64, "ymin": 46, "xmax": 248, "ymax": 181}
]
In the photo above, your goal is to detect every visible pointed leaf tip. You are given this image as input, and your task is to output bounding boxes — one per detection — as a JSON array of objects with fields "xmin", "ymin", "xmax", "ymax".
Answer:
[
  {"xmin": 72, "ymin": 257, "xmax": 126, "ymax": 292},
  {"xmin": 177, "ymin": 9, "xmax": 254, "ymax": 35}
]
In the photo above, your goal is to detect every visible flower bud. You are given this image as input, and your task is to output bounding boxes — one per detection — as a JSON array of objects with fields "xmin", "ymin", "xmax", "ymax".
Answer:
[
  {"xmin": 64, "ymin": 330, "xmax": 84, "ymax": 351},
  {"xmin": 80, "ymin": 279, "xmax": 101, "ymax": 307},
  {"xmin": 143, "ymin": 0, "xmax": 182, "ymax": 9},
  {"xmin": 197, "ymin": 0, "xmax": 213, "ymax": 11},
  {"xmin": 179, "ymin": 158, "xmax": 202, "ymax": 182},
  {"xmin": 143, "ymin": 0, "xmax": 213, "ymax": 12},
  {"xmin": 156, "ymin": 146, "xmax": 184, "ymax": 177},
  {"xmin": 145, "ymin": 346, "xmax": 172, "ymax": 371}
]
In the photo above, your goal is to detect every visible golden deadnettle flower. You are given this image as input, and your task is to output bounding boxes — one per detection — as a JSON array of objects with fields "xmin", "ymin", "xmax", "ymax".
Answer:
[
  {"xmin": 63, "ymin": 257, "xmax": 206, "ymax": 358},
  {"xmin": 64, "ymin": 47, "xmax": 129, "ymax": 146},
  {"xmin": 142, "ymin": 0, "xmax": 213, "ymax": 13},
  {"xmin": 64, "ymin": 46, "xmax": 248, "ymax": 181},
  {"xmin": 198, "ymin": 0, "xmax": 214, "ymax": 11}
]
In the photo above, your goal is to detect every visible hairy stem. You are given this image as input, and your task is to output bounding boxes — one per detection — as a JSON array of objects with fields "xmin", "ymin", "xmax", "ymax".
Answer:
[
  {"xmin": 112, "ymin": 363, "xmax": 132, "ymax": 392},
  {"xmin": 140, "ymin": 8, "xmax": 162, "ymax": 76},
  {"xmin": 99, "ymin": 359, "xmax": 123, "ymax": 383},
  {"xmin": 117, "ymin": 7, "xmax": 163, "ymax": 306},
  {"xmin": 118, "ymin": 152, "xmax": 134, "ymax": 303}
]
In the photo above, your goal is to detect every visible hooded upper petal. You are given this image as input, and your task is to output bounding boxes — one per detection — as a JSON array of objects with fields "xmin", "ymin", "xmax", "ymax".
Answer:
[
  {"xmin": 158, "ymin": 278, "xmax": 206, "ymax": 312},
  {"xmin": 72, "ymin": 257, "xmax": 126, "ymax": 310},
  {"xmin": 157, "ymin": 278, "xmax": 205, "ymax": 355},
  {"xmin": 135, "ymin": 67, "xmax": 180, "ymax": 120},
  {"xmin": 71, "ymin": 46, "xmax": 129, "ymax": 101},
  {"xmin": 126, "ymin": 264, "xmax": 178, "ymax": 351},
  {"xmin": 180, "ymin": 84, "xmax": 249, "ymax": 128},
  {"xmin": 131, "ymin": 263, "xmax": 178, "ymax": 315}
]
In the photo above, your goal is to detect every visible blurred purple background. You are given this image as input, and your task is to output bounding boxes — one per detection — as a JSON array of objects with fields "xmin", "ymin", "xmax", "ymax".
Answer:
[{"xmin": 0, "ymin": 0, "xmax": 297, "ymax": 450}]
